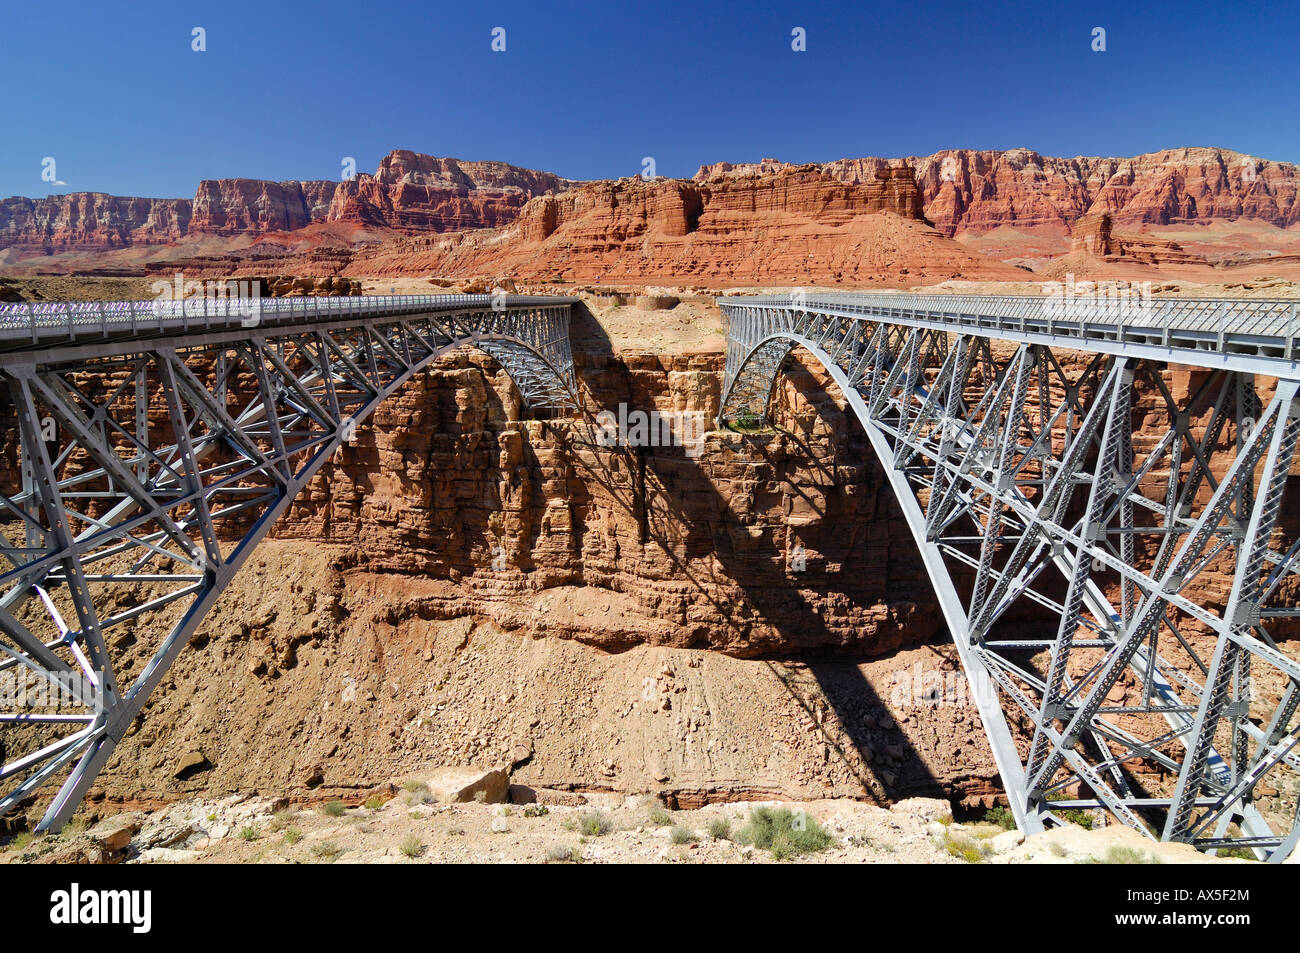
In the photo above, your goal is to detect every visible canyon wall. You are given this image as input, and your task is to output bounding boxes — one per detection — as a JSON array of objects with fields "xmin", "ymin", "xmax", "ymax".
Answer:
[
  {"xmin": 854, "ymin": 146, "xmax": 1300, "ymax": 237},
  {"xmin": 343, "ymin": 166, "xmax": 1026, "ymax": 284},
  {"xmin": 7, "ymin": 146, "xmax": 1296, "ymax": 261},
  {"xmin": 0, "ymin": 193, "xmax": 192, "ymax": 252},
  {"xmin": 58, "ymin": 336, "xmax": 1008, "ymax": 816},
  {"xmin": 0, "ymin": 151, "xmax": 573, "ymax": 252}
]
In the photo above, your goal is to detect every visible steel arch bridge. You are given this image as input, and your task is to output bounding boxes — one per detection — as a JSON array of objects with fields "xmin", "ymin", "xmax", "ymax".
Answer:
[
  {"xmin": 0, "ymin": 293, "xmax": 577, "ymax": 831},
  {"xmin": 720, "ymin": 291, "xmax": 1300, "ymax": 861}
]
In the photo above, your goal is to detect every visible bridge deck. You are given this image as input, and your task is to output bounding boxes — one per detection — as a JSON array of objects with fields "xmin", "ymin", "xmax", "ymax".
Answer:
[
  {"xmin": 0, "ymin": 293, "xmax": 579, "ymax": 357},
  {"xmin": 721, "ymin": 292, "xmax": 1300, "ymax": 375}
]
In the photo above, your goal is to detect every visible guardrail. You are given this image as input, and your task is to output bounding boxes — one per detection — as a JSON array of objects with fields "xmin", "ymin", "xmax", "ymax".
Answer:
[
  {"xmin": 721, "ymin": 293, "xmax": 1300, "ymax": 361},
  {"xmin": 0, "ymin": 293, "xmax": 580, "ymax": 349}
]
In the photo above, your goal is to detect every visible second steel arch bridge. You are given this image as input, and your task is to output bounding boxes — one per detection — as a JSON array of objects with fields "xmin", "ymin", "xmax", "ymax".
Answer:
[{"xmin": 720, "ymin": 291, "xmax": 1300, "ymax": 861}]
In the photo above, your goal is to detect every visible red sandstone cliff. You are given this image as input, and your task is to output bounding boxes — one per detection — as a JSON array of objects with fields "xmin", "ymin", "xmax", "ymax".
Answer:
[
  {"xmin": 7, "ymin": 146, "xmax": 1300, "ymax": 279},
  {"xmin": 0, "ymin": 193, "xmax": 191, "ymax": 251},
  {"xmin": 188, "ymin": 179, "xmax": 340, "ymax": 236},
  {"xmin": 876, "ymin": 146, "xmax": 1300, "ymax": 237},
  {"xmin": 700, "ymin": 147, "xmax": 1300, "ymax": 238},
  {"xmin": 324, "ymin": 151, "xmax": 574, "ymax": 231},
  {"xmin": 0, "ymin": 151, "xmax": 573, "ymax": 252},
  {"xmin": 343, "ymin": 165, "xmax": 1023, "ymax": 285}
]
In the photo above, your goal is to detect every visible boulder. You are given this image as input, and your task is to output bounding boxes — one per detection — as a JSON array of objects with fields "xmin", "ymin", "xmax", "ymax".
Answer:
[
  {"xmin": 891, "ymin": 797, "xmax": 953, "ymax": 824},
  {"xmin": 85, "ymin": 815, "xmax": 142, "ymax": 853},
  {"xmin": 173, "ymin": 750, "xmax": 211, "ymax": 780},
  {"xmin": 989, "ymin": 829, "xmax": 1025, "ymax": 854},
  {"xmin": 423, "ymin": 766, "xmax": 509, "ymax": 804}
]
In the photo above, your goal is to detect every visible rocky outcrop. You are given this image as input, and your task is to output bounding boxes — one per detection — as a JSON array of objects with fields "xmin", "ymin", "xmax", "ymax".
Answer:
[
  {"xmin": 886, "ymin": 146, "xmax": 1300, "ymax": 236},
  {"xmin": 345, "ymin": 166, "xmax": 1024, "ymax": 285},
  {"xmin": 0, "ymin": 193, "xmax": 191, "ymax": 251},
  {"xmin": 1070, "ymin": 212, "xmax": 1204, "ymax": 265},
  {"xmin": 189, "ymin": 179, "xmax": 339, "ymax": 235},
  {"xmin": 0, "ymin": 151, "xmax": 573, "ymax": 252},
  {"xmin": 266, "ymin": 345, "xmax": 943, "ymax": 656},
  {"xmin": 700, "ymin": 157, "xmax": 925, "ymax": 219},
  {"xmin": 325, "ymin": 151, "xmax": 574, "ymax": 232}
]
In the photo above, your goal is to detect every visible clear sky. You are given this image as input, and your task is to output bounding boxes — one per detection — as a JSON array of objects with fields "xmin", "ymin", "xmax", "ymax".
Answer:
[{"xmin": 2, "ymin": 0, "xmax": 1296, "ymax": 198}]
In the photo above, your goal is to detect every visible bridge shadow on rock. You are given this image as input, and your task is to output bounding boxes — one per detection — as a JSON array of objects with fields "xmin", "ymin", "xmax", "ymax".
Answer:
[{"xmin": 547, "ymin": 305, "xmax": 954, "ymax": 806}]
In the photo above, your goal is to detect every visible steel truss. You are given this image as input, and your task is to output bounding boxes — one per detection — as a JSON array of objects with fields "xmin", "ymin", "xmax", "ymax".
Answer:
[
  {"xmin": 0, "ymin": 294, "xmax": 577, "ymax": 830},
  {"xmin": 720, "ymin": 293, "xmax": 1300, "ymax": 862}
]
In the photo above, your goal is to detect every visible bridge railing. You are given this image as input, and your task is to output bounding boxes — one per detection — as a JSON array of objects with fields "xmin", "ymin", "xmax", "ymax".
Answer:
[
  {"xmin": 0, "ymin": 293, "xmax": 579, "ymax": 349},
  {"xmin": 721, "ymin": 292, "xmax": 1300, "ymax": 361}
]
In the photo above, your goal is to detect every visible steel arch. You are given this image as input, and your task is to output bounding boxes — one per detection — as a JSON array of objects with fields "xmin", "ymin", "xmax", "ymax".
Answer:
[
  {"xmin": 719, "ymin": 294, "xmax": 1300, "ymax": 861},
  {"xmin": 0, "ymin": 295, "xmax": 579, "ymax": 831}
]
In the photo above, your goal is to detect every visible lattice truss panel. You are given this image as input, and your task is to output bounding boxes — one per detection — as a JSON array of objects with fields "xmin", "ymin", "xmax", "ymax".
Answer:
[
  {"xmin": 0, "ymin": 305, "xmax": 575, "ymax": 830},
  {"xmin": 721, "ymin": 304, "xmax": 1300, "ymax": 861}
]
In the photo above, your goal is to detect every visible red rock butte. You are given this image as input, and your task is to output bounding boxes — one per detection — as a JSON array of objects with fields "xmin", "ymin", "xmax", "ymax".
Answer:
[{"xmin": 4, "ymin": 145, "xmax": 1300, "ymax": 285}]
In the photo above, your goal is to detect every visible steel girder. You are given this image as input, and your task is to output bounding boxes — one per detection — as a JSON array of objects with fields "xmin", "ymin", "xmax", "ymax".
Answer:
[
  {"xmin": 719, "ymin": 295, "xmax": 1300, "ymax": 861},
  {"xmin": 0, "ymin": 296, "xmax": 577, "ymax": 830}
]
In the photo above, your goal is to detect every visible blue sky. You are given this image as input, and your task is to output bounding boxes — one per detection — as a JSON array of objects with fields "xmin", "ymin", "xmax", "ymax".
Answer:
[{"xmin": 2, "ymin": 0, "xmax": 1296, "ymax": 198}]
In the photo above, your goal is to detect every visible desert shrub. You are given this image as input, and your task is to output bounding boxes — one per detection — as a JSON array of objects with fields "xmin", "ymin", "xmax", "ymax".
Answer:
[
  {"xmin": 523, "ymin": 805, "xmax": 549, "ymax": 818},
  {"xmin": 402, "ymin": 783, "xmax": 433, "ymax": 806},
  {"xmin": 399, "ymin": 834, "xmax": 423, "ymax": 858},
  {"xmin": 269, "ymin": 808, "xmax": 295, "ymax": 831},
  {"xmin": 736, "ymin": 807, "xmax": 832, "ymax": 859},
  {"xmin": 320, "ymin": 800, "xmax": 346, "ymax": 818},
  {"xmin": 1080, "ymin": 845, "xmax": 1161, "ymax": 865},
  {"xmin": 1216, "ymin": 846, "xmax": 1258, "ymax": 861},
  {"xmin": 364, "ymin": 795, "xmax": 386, "ymax": 810},
  {"xmin": 983, "ymin": 806, "xmax": 1017, "ymax": 831},
  {"xmin": 311, "ymin": 840, "xmax": 341, "ymax": 860},
  {"xmin": 729, "ymin": 409, "xmax": 766, "ymax": 433},
  {"xmin": 647, "ymin": 805, "xmax": 673, "ymax": 827},
  {"xmin": 579, "ymin": 811, "xmax": 614, "ymax": 837},
  {"xmin": 545, "ymin": 843, "xmax": 580, "ymax": 863},
  {"xmin": 707, "ymin": 817, "xmax": 732, "ymax": 840},
  {"xmin": 670, "ymin": 825, "xmax": 698, "ymax": 845},
  {"xmin": 237, "ymin": 825, "xmax": 260, "ymax": 842},
  {"xmin": 7, "ymin": 832, "xmax": 34, "ymax": 850},
  {"xmin": 1059, "ymin": 809, "xmax": 1094, "ymax": 829},
  {"xmin": 942, "ymin": 830, "xmax": 988, "ymax": 863},
  {"xmin": 283, "ymin": 827, "xmax": 303, "ymax": 845}
]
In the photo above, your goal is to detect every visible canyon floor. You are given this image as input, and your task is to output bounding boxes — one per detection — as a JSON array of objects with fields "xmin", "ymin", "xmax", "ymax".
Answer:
[{"xmin": 0, "ymin": 789, "xmax": 1246, "ymax": 866}]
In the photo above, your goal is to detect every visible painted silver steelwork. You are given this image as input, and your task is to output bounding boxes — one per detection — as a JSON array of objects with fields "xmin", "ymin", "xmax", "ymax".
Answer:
[
  {"xmin": 720, "ymin": 291, "xmax": 1300, "ymax": 861},
  {"xmin": 0, "ymin": 294, "xmax": 577, "ymax": 830}
]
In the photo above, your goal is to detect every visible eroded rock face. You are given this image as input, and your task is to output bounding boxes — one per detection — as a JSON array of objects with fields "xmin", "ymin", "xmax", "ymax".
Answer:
[
  {"xmin": 0, "ymin": 151, "xmax": 573, "ymax": 251},
  {"xmin": 324, "ymin": 151, "xmax": 574, "ymax": 232},
  {"xmin": 6, "ymin": 146, "xmax": 1295, "ymax": 275},
  {"xmin": 46, "ymin": 342, "xmax": 1012, "ymax": 817},
  {"xmin": 189, "ymin": 179, "xmax": 340, "ymax": 236},
  {"xmin": 346, "ymin": 167, "xmax": 1025, "ymax": 285},
  {"xmin": 881, "ymin": 146, "xmax": 1300, "ymax": 236},
  {"xmin": 0, "ymin": 193, "xmax": 191, "ymax": 251},
  {"xmin": 265, "ymin": 347, "xmax": 942, "ymax": 656}
]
